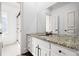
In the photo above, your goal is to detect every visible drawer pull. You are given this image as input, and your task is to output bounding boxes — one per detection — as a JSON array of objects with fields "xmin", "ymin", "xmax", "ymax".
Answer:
[
  {"xmin": 59, "ymin": 50, "xmax": 62, "ymax": 53},
  {"xmin": 59, "ymin": 50, "xmax": 66, "ymax": 55}
]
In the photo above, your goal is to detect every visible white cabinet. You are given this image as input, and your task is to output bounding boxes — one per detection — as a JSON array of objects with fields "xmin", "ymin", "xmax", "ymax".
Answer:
[
  {"xmin": 27, "ymin": 35, "xmax": 78, "ymax": 56},
  {"xmin": 28, "ymin": 36, "xmax": 50, "ymax": 56},
  {"xmin": 27, "ymin": 36, "xmax": 39, "ymax": 56},
  {"xmin": 31, "ymin": 37, "xmax": 50, "ymax": 56},
  {"xmin": 38, "ymin": 39, "xmax": 50, "ymax": 56},
  {"xmin": 51, "ymin": 43, "xmax": 77, "ymax": 56},
  {"xmin": 39, "ymin": 46, "xmax": 50, "ymax": 56},
  {"xmin": 27, "ymin": 36, "xmax": 32, "ymax": 53},
  {"xmin": 31, "ymin": 37, "xmax": 39, "ymax": 56}
]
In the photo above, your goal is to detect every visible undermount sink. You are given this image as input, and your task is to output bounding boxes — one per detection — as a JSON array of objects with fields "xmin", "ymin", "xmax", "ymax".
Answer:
[
  {"xmin": 39, "ymin": 36, "xmax": 48, "ymax": 39},
  {"xmin": 38, "ymin": 34, "xmax": 50, "ymax": 39}
]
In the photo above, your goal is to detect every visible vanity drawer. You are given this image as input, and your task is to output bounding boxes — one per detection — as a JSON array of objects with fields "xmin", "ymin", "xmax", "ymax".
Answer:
[
  {"xmin": 51, "ymin": 43, "xmax": 77, "ymax": 56},
  {"xmin": 39, "ymin": 39, "xmax": 50, "ymax": 49}
]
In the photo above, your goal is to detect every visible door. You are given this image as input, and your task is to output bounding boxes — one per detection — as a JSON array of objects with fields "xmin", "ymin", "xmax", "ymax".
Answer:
[
  {"xmin": 31, "ymin": 37, "xmax": 39, "ymax": 56},
  {"xmin": 1, "ymin": 3, "xmax": 17, "ymax": 46},
  {"xmin": 65, "ymin": 11, "xmax": 75, "ymax": 36},
  {"xmin": 38, "ymin": 39, "xmax": 50, "ymax": 56},
  {"xmin": 39, "ymin": 47, "xmax": 49, "ymax": 56}
]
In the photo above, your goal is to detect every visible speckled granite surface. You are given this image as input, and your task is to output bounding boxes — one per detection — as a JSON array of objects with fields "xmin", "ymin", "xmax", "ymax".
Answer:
[{"xmin": 27, "ymin": 33, "xmax": 79, "ymax": 50}]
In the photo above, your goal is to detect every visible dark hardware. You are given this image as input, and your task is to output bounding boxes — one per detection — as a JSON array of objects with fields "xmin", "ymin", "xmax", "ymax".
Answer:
[
  {"xmin": 64, "ymin": 30, "xmax": 67, "ymax": 32},
  {"xmin": 39, "ymin": 48, "xmax": 41, "ymax": 56},
  {"xmin": 55, "ymin": 29, "xmax": 58, "ymax": 31},
  {"xmin": 45, "ymin": 32, "xmax": 52, "ymax": 36},
  {"xmin": 36, "ymin": 45, "xmax": 39, "ymax": 56},
  {"xmin": 17, "ymin": 12, "xmax": 20, "ymax": 18},
  {"xmin": 0, "ymin": 32, "xmax": 2, "ymax": 34},
  {"xmin": 59, "ymin": 50, "xmax": 62, "ymax": 53}
]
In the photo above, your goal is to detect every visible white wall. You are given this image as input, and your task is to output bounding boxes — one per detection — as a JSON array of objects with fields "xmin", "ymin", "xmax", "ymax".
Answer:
[
  {"xmin": 49, "ymin": 3, "xmax": 79, "ymax": 35},
  {"xmin": 22, "ymin": 2, "xmax": 55, "ymax": 34},
  {"xmin": 21, "ymin": 2, "xmax": 56, "ymax": 54},
  {"xmin": 0, "ymin": 2, "xmax": 1, "ymax": 32}
]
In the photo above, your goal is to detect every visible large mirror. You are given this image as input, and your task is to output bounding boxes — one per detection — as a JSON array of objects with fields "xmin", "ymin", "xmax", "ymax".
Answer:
[{"xmin": 45, "ymin": 2, "xmax": 79, "ymax": 50}]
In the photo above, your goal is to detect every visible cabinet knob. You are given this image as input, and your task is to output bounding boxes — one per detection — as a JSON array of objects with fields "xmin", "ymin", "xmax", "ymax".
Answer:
[
  {"xmin": 59, "ymin": 50, "xmax": 62, "ymax": 53},
  {"xmin": 64, "ymin": 30, "xmax": 67, "ymax": 32},
  {"xmin": 55, "ymin": 29, "xmax": 58, "ymax": 31}
]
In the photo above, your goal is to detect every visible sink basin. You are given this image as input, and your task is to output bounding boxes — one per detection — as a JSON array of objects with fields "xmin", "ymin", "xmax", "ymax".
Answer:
[{"xmin": 38, "ymin": 35, "xmax": 50, "ymax": 40}]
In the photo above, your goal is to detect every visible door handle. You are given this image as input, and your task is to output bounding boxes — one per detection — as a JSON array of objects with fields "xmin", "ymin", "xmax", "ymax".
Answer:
[
  {"xmin": 35, "ymin": 46, "xmax": 38, "ymax": 56},
  {"xmin": 36, "ymin": 45, "xmax": 39, "ymax": 56},
  {"xmin": 39, "ymin": 48, "xmax": 41, "ymax": 56}
]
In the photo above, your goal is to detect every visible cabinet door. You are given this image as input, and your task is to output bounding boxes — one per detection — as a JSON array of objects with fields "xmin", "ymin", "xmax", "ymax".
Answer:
[
  {"xmin": 32, "ymin": 37, "xmax": 39, "ymax": 56},
  {"xmin": 39, "ymin": 47, "xmax": 49, "ymax": 56},
  {"xmin": 27, "ymin": 36, "xmax": 32, "ymax": 53},
  {"xmin": 39, "ymin": 39, "xmax": 50, "ymax": 56}
]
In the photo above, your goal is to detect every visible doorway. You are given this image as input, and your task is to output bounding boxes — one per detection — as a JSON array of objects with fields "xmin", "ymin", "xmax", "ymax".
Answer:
[{"xmin": 1, "ymin": 2, "xmax": 21, "ymax": 56}]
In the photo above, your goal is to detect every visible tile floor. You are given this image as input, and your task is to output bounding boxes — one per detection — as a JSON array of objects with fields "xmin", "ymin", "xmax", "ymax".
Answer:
[{"xmin": 2, "ymin": 42, "xmax": 21, "ymax": 56}]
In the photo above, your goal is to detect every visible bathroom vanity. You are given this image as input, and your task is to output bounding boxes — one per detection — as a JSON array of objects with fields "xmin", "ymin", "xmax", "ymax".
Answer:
[
  {"xmin": 26, "ymin": 33, "xmax": 79, "ymax": 56},
  {"xmin": 0, "ymin": 33, "xmax": 2, "ymax": 56}
]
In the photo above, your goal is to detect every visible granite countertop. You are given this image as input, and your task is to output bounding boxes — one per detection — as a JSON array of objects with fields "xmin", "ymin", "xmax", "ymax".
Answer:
[{"xmin": 26, "ymin": 33, "xmax": 79, "ymax": 50}]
